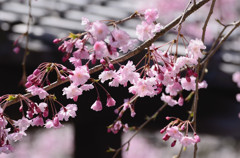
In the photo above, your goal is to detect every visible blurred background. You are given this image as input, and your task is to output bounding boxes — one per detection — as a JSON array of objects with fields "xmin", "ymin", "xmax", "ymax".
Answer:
[{"xmin": 0, "ymin": 0, "xmax": 240, "ymax": 158}]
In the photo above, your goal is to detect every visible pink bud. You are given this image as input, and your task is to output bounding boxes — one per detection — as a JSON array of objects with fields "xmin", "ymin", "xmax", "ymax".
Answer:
[
  {"xmin": 171, "ymin": 140, "xmax": 177, "ymax": 147},
  {"xmin": 166, "ymin": 116, "xmax": 171, "ymax": 120},
  {"xmin": 25, "ymin": 82, "xmax": 32, "ymax": 88},
  {"xmin": 33, "ymin": 69, "xmax": 41, "ymax": 76},
  {"xmin": 60, "ymin": 76, "xmax": 66, "ymax": 81},
  {"xmin": 109, "ymin": 64, "xmax": 114, "ymax": 70},
  {"xmin": 19, "ymin": 105, "xmax": 23, "ymax": 113},
  {"xmin": 178, "ymin": 96, "xmax": 184, "ymax": 106},
  {"xmin": 13, "ymin": 46, "xmax": 20, "ymax": 54},
  {"xmin": 160, "ymin": 127, "xmax": 166, "ymax": 134},
  {"xmin": 100, "ymin": 59, "xmax": 106, "ymax": 65},
  {"xmin": 162, "ymin": 134, "xmax": 170, "ymax": 141},
  {"xmin": 62, "ymin": 66, "xmax": 67, "ymax": 71},
  {"xmin": 53, "ymin": 38, "xmax": 62, "ymax": 44},
  {"xmin": 180, "ymin": 124, "xmax": 185, "ymax": 131}
]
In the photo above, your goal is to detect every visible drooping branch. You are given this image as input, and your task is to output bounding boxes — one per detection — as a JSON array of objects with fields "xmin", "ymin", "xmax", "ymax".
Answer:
[{"xmin": 3, "ymin": 0, "xmax": 211, "ymax": 111}]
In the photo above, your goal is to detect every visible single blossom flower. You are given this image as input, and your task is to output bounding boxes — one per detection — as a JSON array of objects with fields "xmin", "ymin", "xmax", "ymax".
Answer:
[
  {"xmin": 58, "ymin": 104, "xmax": 78, "ymax": 121},
  {"xmin": 69, "ymin": 66, "xmax": 90, "ymax": 86}
]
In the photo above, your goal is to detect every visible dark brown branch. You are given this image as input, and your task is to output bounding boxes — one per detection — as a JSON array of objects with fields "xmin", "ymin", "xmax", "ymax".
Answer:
[{"xmin": 202, "ymin": 0, "xmax": 216, "ymax": 43}]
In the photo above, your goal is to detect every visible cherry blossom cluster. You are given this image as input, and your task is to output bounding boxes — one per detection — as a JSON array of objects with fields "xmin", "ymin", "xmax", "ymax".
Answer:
[
  {"xmin": 25, "ymin": 63, "xmax": 71, "ymax": 99},
  {"xmin": 160, "ymin": 117, "xmax": 200, "ymax": 148},
  {"xmin": 98, "ymin": 38, "xmax": 208, "ymax": 109},
  {"xmin": 0, "ymin": 93, "xmax": 78, "ymax": 153},
  {"xmin": 52, "ymin": 9, "xmax": 208, "ymax": 135},
  {"xmin": 2, "ymin": 7, "xmax": 213, "ymax": 154}
]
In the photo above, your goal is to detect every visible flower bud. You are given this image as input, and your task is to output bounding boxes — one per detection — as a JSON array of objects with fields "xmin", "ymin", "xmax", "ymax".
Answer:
[
  {"xmin": 171, "ymin": 140, "xmax": 177, "ymax": 147},
  {"xmin": 162, "ymin": 134, "xmax": 170, "ymax": 141}
]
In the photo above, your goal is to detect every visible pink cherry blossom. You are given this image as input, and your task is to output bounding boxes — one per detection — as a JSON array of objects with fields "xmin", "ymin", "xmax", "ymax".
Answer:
[
  {"xmin": 99, "ymin": 70, "xmax": 117, "ymax": 83},
  {"xmin": 178, "ymin": 96, "xmax": 184, "ymax": 106},
  {"xmin": 93, "ymin": 41, "xmax": 109, "ymax": 59},
  {"xmin": 38, "ymin": 102, "xmax": 48, "ymax": 112},
  {"xmin": 166, "ymin": 126, "xmax": 183, "ymax": 140},
  {"xmin": 110, "ymin": 28, "xmax": 130, "ymax": 48},
  {"xmin": 58, "ymin": 104, "xmax": 78, "ymax": 121},
  {"xmin": 144, "ymin": 8, "xmax": 159, "ymax": 24},
  {"xmin": 89, "ymin": 21, "xmax": 109, "ymax": 41},
  {"xmin": 136, "ymin": 21, "xmax": 155, "ymax": 41},
  {"xmin": 181, "ymin": 76, "xmax": 196, "ymax": 91},
  {"xmin": 187, "ymin": 39, "xmax": 206, "ymax": 60},
  {"xmin": 14, "ymin": 117, "xmax": 32, "ymax": 131},
  {"xmin": 80, "ymin": 84, "xmax": 94, "ymax": 91},
  {"xmin": 180, "ymin": 136, "xmax": 195, "ymax": 146},
  {"xmin": 8, "ymin": 131, "xmax": 27, "ymax": 142},
  {"xmin": 26, "ymin": 85, "xmax": 49, "ymax": 99},
  {"xmin": 194, "ymin": 134, "xmax": 200, "ymax": 143},
  {"xmin": 129, "ymin": 78, "xmax": 157, "ymax": 97},
  {"xmin": 165, "ymin": 82, "xmax": 182, "ymax": 96},
  {"xmin": 32, "ymin": 116, "xmax": 44, "ymax": 127},
  {"xmin": 63, "ymin": 84, "xmax": 83, "ymax": 99},
  {"xmin": 45, "ymin": 118, "xmax": 63, "ymax": 129},
  {"xmin": 91, "ymin": 99, "xmax": 102, "ymax": 111},
  {"xmin": 161, "ymin": 93, "xmax": 178, "ymax": 106},
  {"xmin": 69, "ymin": 65, "xmax": 90, "ymax": 86}
]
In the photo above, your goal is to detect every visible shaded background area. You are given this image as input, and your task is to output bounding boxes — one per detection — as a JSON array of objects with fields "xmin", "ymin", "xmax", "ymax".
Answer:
[{"xmin": 0, "ymin": 0, "xmax": 240, "ymax": 158}]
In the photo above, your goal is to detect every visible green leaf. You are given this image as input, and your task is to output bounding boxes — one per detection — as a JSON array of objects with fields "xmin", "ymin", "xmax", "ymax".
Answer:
[{"xmin": 6, "ymin": 95, "xmax": 16, "ymax": 101}]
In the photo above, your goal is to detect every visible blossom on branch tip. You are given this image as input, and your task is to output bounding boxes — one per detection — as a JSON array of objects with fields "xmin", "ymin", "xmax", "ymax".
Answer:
[
  {"xmin": 180, "ymin": 136, "xmax": 195, "ymax": 147},
  {"xmin": 14, "ymin": 117, "xmax": 32, "ymax": 131},
  {"xmin": 161, "ymin": 93, "xmax": 178, "ymax": 106},
  {"xmin": 89, "ymin": 21, "xmax": 109, "ymax": 41},
  {"xmin": 91, "ymin": 99, "xmax": 102, "ymax": 111},
  {"xmin": 63, "ymin": 84, "xmax": 83, "ymax": 99},
  {"xmin": 166, "ymin": 126, "xmax": 183, "ymax": 140},
  {"xmin": 106, "ymin": 95, "xmax": 116, "ymax": 107},
  {"xmin": 187, "ymin": 39, "xmax": 206, "ymax": 60},
  {"xmin": 144, "ymin": 8, "xmax": 159, "ymax": 24},
  {"xmin": 58, "ymin": 104, "xmax": 78, "ymax": 121}
]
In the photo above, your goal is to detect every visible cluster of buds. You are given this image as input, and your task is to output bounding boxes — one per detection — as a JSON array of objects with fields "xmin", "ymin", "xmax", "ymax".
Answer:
[
  {"xmin": 25, "ymin": 63, "xmax": 71, "ymax": 100},
  {"xmin": 160, "ymin": 117, "xmax": 200, "ymax": 148}
]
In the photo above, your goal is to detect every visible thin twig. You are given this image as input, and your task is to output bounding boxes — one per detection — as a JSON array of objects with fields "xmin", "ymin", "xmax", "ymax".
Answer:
[
  {"xmin": 202, "ymin": 0, "xmax": 216, "ymax": 43},
  {"xmin": 112, "ymin": 103, "xmax": 168, "ymax": 158},
  {"xmin": 201, "ymin": 20, "xmax": 240, "ymax": 66},
  {"xmin": 21, "ymin": 0, "xmax": 32, "ymax": 86}
]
